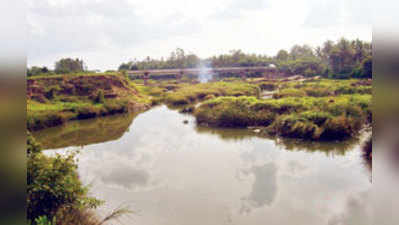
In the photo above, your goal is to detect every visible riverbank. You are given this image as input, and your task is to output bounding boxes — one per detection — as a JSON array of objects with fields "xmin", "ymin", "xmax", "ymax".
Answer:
[
  {"xmin": 27, "ymin": 74, "xmax": 151, "ymax": 131},
  {"xmin": 194, "ymin": 79, "xmax": 372, "ymax": 141},
  {"xmin": 33, "ymin": 104, "xmax": 371, "ymax": 225},
  {"xmin": 27, "ymin": 75, "xmax": 372, "ymax": 142}
]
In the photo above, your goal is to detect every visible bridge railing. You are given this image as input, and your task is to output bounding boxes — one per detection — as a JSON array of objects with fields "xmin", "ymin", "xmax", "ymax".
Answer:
[{"xmin": 127, "ymin": 66, "xmax": 276, "ymax": 76}]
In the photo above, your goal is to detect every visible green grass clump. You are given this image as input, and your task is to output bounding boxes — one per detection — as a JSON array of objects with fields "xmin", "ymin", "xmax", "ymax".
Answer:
[
  {"xmin": 194, "ymin": 93, "xmax": 371, "ymax": 140},
  {"xmin": 273, "ymin": 79, "xmax": 372, "ymax": 98},
  {"xmin": 164, "ymin": 82, "xmax": 260, "ymax": 106},
  {"xmin": 273, "ymin": 88, "xmax": 306, "ymax": 98}
]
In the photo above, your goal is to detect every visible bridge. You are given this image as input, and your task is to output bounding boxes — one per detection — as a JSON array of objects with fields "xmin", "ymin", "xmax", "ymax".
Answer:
[{"xmin": 127, "ymin": 66, "xmax": 279, "ymax": 84}]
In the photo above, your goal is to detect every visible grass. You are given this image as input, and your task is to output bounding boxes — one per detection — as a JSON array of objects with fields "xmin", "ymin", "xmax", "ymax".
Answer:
[
  {"xmin": 273, "ymin": 79, "xmax": 372, "ymax": 98},
  {"xmin": 27, "ymin": 99, "xmax": 131, "ymax": 131},
  {"xmin": 194, "ymin": 93, "xmax": 371, "ymax": 140},
  {"xmin": 257, "ymin": 81, "xmax": 278, "ymax": 91},
  {"xmin": 164, "ymin": 81, "xmax": 260, "ymax": 106},
  {"xmin": 27, "ymin": 74, "xmax": 150, "ymax": 131}
]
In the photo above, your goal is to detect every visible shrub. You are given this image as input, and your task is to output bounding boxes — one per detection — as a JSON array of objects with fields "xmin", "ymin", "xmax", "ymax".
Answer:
[
  {"xmin": 27, "ymin": 134, "xmax": 102, "ymax": 222},
  {"xmin": 34, "ymin": 216, "xmax": 56, "ymax": 225},
  {"xmin": 27, "ymin": 131, "xmax": 41, "ymax": 155}
]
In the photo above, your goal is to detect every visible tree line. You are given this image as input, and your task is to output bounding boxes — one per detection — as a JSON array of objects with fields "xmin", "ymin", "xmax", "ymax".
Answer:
[
  {"xmin": 118, "ymin": 48, "xmax": 200, "ymax": 71},
  {"xmin": 118, "ymin": 38, "xmax": 371, "ymax": 78},
  {"xmin": 275, "ymin": 38, "xmax": 372, "ymax": 78},
  {"xmin": 27, "ymin": 38, "xmax": 372, "ymax": 79},
  {"xmin": 27, "ymin": 58, "xmax": 87, "ymax": 76}
]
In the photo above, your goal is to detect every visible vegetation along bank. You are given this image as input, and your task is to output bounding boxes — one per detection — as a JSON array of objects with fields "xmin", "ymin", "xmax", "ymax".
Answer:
[
  {"xmin": 27, "ymin": 74, "xmax": 150, "ymax": 131},
  {"xmin": 194, "ymin": 79, "xmax": 372, "ymax": 140}
]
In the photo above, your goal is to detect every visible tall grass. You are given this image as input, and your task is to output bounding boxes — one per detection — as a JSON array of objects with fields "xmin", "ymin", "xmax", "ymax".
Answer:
[
  {"xmin": 194, "ymin": 94, "xmax": 371, "ymax": 140},
  {"xmin": 164, "ymin": 81, "xmax": 260, "ymax": 106}
]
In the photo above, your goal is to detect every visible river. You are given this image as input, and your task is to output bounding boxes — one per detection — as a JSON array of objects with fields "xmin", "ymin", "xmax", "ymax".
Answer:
[{"xmin": 32, "ymin": 105, "xmax": 372, "ymax": 225}]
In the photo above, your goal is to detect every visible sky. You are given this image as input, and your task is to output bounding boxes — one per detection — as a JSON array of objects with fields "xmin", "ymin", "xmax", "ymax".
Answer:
[{"xmin": 27, "ymin": 0, "xmax": 372, "ymax": 71}]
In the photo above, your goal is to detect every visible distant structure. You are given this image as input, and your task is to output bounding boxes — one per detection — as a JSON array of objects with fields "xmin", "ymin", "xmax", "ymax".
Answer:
[{"xmin": 128, "ymin": 66, "xmax": 280, "ymax": 84}]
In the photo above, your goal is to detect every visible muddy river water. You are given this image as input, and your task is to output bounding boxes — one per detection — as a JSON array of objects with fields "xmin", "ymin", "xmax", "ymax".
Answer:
[{"xmin": 33, "ymin": 105, "xmax": 372, "ymax": 225}]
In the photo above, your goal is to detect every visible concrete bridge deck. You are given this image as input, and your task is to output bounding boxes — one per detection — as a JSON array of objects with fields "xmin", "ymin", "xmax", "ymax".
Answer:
[{"xmin": 127, "ymin": 66, "xmax": 276, "ymax": 76}]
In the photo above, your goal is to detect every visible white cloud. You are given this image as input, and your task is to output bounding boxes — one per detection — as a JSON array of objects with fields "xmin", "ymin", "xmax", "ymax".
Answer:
[
  {"xmin": 27, "ymin": 0, "xmax": 372, "ymax": 70},
  {"xmin": 303, "ymin": 0, "xmax": 372, "ymax": 28}
]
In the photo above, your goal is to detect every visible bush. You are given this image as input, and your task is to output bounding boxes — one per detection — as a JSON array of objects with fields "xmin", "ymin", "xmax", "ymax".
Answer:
[
  {"xmin": 27, "ymin": 131, "xmax": 42, "ymax": 155},
  {"xmin": 34, "ymin": 216, "xmax": 56, "ymax": 225},
  {"xmin": 27, "ymin": 134, "xmax": 102, "ymax": 223},
  {"xmin": 27, "ymin": 153, "xmax": 101, "ymax": 221}
]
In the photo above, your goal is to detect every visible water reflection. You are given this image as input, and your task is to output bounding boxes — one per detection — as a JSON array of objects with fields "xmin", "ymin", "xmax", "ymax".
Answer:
[
  {"xmin": 100, "ymin": 165, "xmax": 150, "ymax": 190},
  {"xmin": 327, "ymin": 191, "xmax": 372, "ymax": 225},
  {"xmin": 37, "ymin": 105, "xmax": 372, "ymax": 225},
  {"xmin": 196, "ymin": 124, "xmax": 363, "ymax": 156},
  {"xmin": 32, "ymin": 113, "xmax": 137, "ymax": 150},
  {"xmin": 361, "ymin": 136, "xmax": 372, "ymax": 180},
  {"xmin": 239, "ymin": 163, "xmax": 278, "ymax": 214}
]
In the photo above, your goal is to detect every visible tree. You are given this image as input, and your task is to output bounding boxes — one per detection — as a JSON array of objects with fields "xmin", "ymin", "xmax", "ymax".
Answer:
[
  {"xmin": 332, "ymin": 38, "xmax": 356, "ymax": 75},
  {"xmin": 118, "ymin": 49, "xmax": 201, "ymax": 70},
  {"xmin": 289, "ymin": 44, "xmax": 314, "ymax": 60},
  {"xmin": 27, "ymin": 66, "xmax": 51, "ymax": 76},
  {"xmin": 276, "ymin": 50, "xmax": 289, "ymax": 61},
  {"xmin": 55, "ymin": 58, "xmax": 85, "ymax": 74},
  {"xmin": 352, "ymin": 39, "xmax": 366, "ymax": 64},
  {"xmin": 360, "ymin": 56, "xmax": 372, "ymax": 78},
  {"xmin": 118, "ymin": 62, "xmax": 133, "ymax": 71}
]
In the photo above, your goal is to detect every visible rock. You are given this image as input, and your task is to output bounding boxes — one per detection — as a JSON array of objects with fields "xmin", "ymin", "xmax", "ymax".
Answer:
[
  {"xmin": 253, "ymin": 129, "xmax": 261, "ymax": 133},
  {"xmin": 183, "ymin": 120, "xmax": 189, "ymax": 124}
]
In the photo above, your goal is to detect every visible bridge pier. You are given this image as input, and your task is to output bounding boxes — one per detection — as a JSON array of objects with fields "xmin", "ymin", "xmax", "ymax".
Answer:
[
  {"xmin": 263, "ymin": 69, "xmax": 277, "ymax": 80},
  {"xmin": 176, "ymin": 70, "xmax": 184, "ymax": 83},
  {"xmin": 240, "ymin": 71, "xmax": 247, "ymax": 81},
  {"xmin": 143, "ymin": 71, "xmax": 149, "ymax": 86},
  {"xmin": 263, "ymin": 71, "xmax": 268, "ymax": 79}
]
